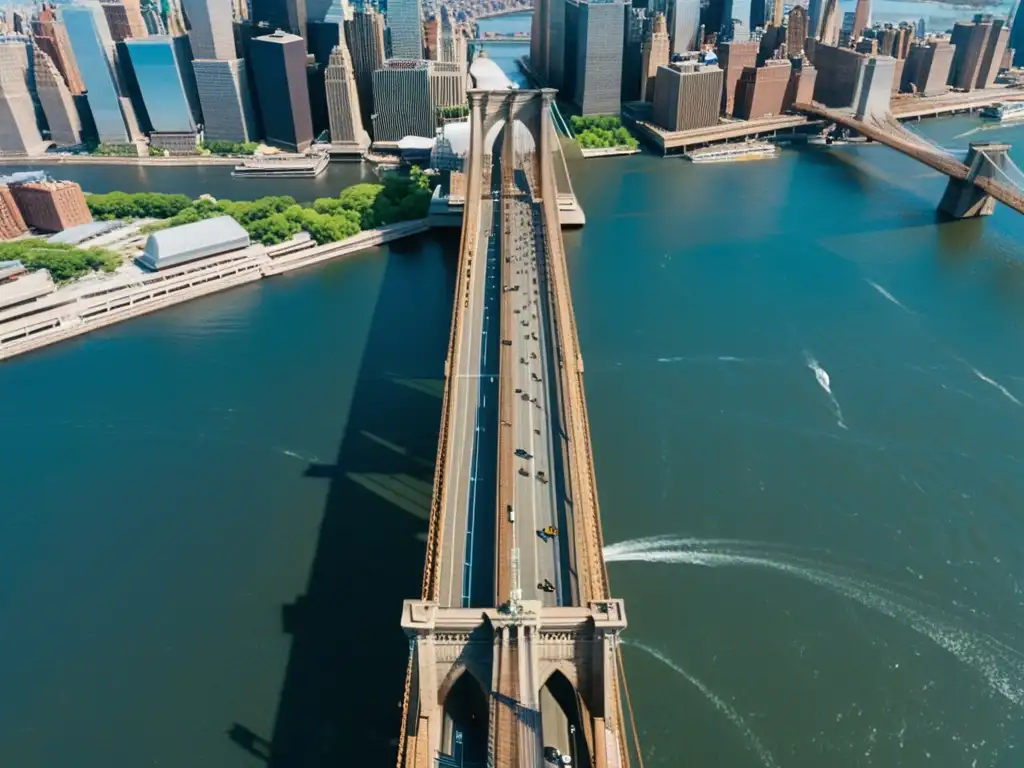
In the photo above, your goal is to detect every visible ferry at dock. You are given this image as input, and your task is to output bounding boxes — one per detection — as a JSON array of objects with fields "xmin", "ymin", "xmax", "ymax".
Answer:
[
  {"xmin": 232, "ymin": 152, "xmax": 329, "ymax": 178},
  {"xmin": 685, "ymin": 141, "xmax": 780, "ymax": 163},
  {"xmin": 980, "ymin": 102, "xmax": 1024, "ymax": 123}
]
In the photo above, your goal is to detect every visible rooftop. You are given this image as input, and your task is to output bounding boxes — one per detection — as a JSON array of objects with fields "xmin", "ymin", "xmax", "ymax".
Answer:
[{"xmin": 140, "ymin": 215, "xmax": 250, "ymax": 270}]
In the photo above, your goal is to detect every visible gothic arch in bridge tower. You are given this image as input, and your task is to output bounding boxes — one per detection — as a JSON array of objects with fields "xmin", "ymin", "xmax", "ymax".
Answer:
[
  {"xmin": 480, "ymin": 93, "xmax": 543, "ymax": 156},
  {"xmin": 436, "ymin": 659, "xmax": 489, "ymax": 706}
]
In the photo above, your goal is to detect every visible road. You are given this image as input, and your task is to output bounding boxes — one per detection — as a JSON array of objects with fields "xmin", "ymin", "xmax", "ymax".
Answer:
[
  {"xmin": 439, "ymin": 172, "xmax": 501, "ymax": 609},
  {"xmin": 502, "ymin": 169, "xmax": 567, "ymax": 607}
]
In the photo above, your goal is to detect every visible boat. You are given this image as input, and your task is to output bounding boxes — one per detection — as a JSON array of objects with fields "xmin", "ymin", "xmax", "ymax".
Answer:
[
  {"xmin": 685, "ymin": 141, "xmax": 779, "ymax": 163},
  {"xmin": 980, "ymin": 102, "xmax": 1024, "ymax": 122},
  {"xmin": 232, "ymin": 152, "xmax": 329, "ymax": 178}
]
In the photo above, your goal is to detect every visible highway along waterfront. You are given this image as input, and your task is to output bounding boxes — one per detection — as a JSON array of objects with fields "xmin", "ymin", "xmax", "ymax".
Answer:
[{"xmin": 5, "ymin": 63, "xmax": 1024, "ymax": 768}]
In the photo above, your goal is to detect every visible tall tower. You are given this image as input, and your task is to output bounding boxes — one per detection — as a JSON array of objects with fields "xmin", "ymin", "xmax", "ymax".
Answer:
[
  {"xmin": 250, "ymin": 30, "xmax": 314, "ymax": 151},
  {"xmin": 818, "ymin": 0, "xmax": 840, "ymax": 45},
  {"xmin": 531, "ymin": 0, "xmax": 550, "ymax": 80},
  {"xmin": 1010, "ymin": 0, "xmax": 1024, "ymax": 66},
  {"xmin": 0, "ymin": 42, "xmax": 50, "ymax": 155},
  {"xmin": 640, "ymin": 12, "xmax": 670, "ymax": 101},
  {"xmin": 573, "ymin": 0, "xmax": 627, "ymax": 115},
  {"xmin": 771, "ymin": 0, "xmax": 784, "ymax": 26},
  {"xmin": 345, "ymin": 6, "xmax": 386, "ymax": 131},
  {"xmin": 851, "ymin": 0, "xmax": 870, "ymax": 39},
  {"xmin": 325, "ymin": 40, "xmax": 370, "ymax": 152},
  {"xmin": 670, "ymin": 0, "xmax": 701, "ymax": 53},
  {"xmin": 33, "ymin": 46, "xmax": 84, "ymax": 147},
  {"xmin": 386, "ymin": 0, "xmax": 424, "ymax": 59},
  {"xmin": 181, "ymin": 0, "xmax": 236, "ymax": 59},
  {"xmin": 60, "ymin": 3, "xmax": 133, "ymax": 144},
  {"xmin": 786, "ymin": 5, "xmax": 807, "ymax": 55},
  {"xmin": 32, "ymin": 5, "xmax": 86, "ymax": 95}
]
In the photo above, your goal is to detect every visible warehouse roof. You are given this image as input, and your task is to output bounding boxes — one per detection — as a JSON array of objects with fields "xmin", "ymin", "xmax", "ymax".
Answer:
[{"xmin": 140, "ymin": 215, "xmax": 250, "ymax": 270}]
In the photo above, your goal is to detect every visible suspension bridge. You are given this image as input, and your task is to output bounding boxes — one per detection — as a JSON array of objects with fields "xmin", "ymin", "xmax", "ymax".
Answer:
[{"xmin": 794, "ymin": 102, "xmax": 1024, "ymax": 218}]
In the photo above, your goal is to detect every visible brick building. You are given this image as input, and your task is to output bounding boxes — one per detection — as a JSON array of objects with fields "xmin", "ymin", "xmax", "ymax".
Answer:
[
  {"xmin": 734, "ymin": 58, "xmax": 792, "ymax": 119},
  {"xmin": 9, "ymin": 180, "xmax": 92, "ymax": 233},
  {"xmin": 0, "ymin": 186, "xmax": 28, "ymax": 240}
]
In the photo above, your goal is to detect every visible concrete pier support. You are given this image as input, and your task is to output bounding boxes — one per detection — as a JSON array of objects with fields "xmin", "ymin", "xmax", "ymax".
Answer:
[{"xmin": 939, "ymin": 142, "xmax": 1013, "ymax": 219}]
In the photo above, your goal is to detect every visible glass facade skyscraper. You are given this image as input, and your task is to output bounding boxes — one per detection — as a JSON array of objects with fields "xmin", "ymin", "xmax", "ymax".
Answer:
[
  {"xmin": 60, "ymin": 3, "xmax": 131, "ymax": 144},
  {"xmin": 386, "ymin": 0, "xmax": 424, "ymax": 59},
  {"xmin": 125, "ymin": 37, "xmax": 201, "ymax": 133}
]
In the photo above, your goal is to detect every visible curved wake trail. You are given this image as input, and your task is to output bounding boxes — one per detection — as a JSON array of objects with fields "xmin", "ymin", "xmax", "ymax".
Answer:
[
  {"xmin": 803, "ymin": 352, "xmax": 847, "ymax": 430},
  {"xmin": 607, "ymin": 540, "xmax": 1024, "ymax": 707},
  {"xmin": 623, "ymin": 639, "xmax": 780, "ymax": 768}
]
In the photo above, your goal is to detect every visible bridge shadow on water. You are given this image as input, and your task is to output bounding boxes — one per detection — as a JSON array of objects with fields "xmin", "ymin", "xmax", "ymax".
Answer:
[{"xmin": 238, "ymin": 230, "xmax": 461, "ymax": 767}]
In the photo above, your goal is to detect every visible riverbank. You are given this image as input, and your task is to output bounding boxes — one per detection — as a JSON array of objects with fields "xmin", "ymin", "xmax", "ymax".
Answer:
[
  {"xmin": 0, "ymin": 220, "xmax": 429, "ymax": 361},
  {"xmin": 0, "ymin": 154, "xmax": 243, "ymax": 167}
]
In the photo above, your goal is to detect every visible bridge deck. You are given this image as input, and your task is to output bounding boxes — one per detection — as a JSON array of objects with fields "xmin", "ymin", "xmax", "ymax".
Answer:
[{"xmin": 794, "ymin": 102, "xmax": 1024, "ymax": 215}]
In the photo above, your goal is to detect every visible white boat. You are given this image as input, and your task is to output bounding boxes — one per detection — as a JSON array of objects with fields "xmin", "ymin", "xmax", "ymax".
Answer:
[
  {"xmin": 980, "ymin": 102, "xmax": 1024, "ymax": 122},
  {"xmin": 232, "ymin": 152, "xmax": 329, "ymax": 178},
  {"xmin": 685, "ymin": 141, "xmax": 779, "ymax": 163}
]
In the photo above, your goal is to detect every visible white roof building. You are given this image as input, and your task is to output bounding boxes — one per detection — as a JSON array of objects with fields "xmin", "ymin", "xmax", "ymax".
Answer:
[{"xmin": 139, "ymin": 215, "xmax": 250, "ymax": 271}]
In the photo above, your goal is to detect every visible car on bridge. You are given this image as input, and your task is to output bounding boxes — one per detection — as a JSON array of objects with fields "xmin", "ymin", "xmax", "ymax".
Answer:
[{"xmin": 515, "ymin": 448, "xmax": 533, "ymax": 459}]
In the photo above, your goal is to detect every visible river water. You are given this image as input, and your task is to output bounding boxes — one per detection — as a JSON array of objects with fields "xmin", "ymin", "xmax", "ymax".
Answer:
[{"xmin": 4, "ymin": 12, "xmax": 1024, "ymax": 768}]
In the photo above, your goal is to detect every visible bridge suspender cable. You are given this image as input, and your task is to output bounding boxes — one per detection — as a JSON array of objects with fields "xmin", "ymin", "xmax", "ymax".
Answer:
[{"xmin": 618, "ymin": 644, "xmax": 646, "ymax": 768}]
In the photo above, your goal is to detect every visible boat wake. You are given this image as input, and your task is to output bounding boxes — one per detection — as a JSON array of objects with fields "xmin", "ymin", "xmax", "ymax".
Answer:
[
  {"xmin": 606, "ymin": 536, "xmax": 1024, "ymax": 707},
  {"xmin": 623, "ymin": 638, "xmax": 780, "ymax": 768},
  {"xmin": 804, "ymin": 351, "xmax": 847, "ymax": 429},
  {"xmin": 865, "ymin": 279, "xmax": 911, "ymax": 313},
  {"xmin": 971, "ymin": 367, "xmax": 1022, "ymax": 407}
]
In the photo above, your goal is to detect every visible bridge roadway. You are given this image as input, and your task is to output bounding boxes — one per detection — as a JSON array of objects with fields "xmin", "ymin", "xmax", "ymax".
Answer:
[
  {"xmin": 795, "ymin": 101, "xmax": 1024, "ymax": 215},
  {"xmin": 401, "ymin": 89, "xmax": 629, "ymax": 768},
  {"xmin": 437, "ymin": 155, "xmax": 576, "ymax": 614}
]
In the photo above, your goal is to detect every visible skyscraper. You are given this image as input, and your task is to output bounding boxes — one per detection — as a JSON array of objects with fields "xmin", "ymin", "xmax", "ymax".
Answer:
[
  {"xmin": 181, "ymin": 0, "xmax": 236, "ymax": 59},
  {"xmin": 622, "ymin": 7, "xmax": 646, "ymax": 102},
  {"xmin": 548, "ymin": 0, "xmax": 568, "ymax": 89},
  {"xmin": 386, "ymin": 0, "xmax": 424, "ymax": 59},
  {"xmin": 60, "ymin": 3, "xmax": 133, "ymax": 144},
  {"xmin": 641, "ymin": 12, "xmax": 670, "ymax": 100},
  {"xmin": 125, "ymin": 36, "xmax": 201, "ymax": 132},
  {"xmin": 717, "ymin": 39, "xmax": 757, "ymax": 113},
  {"xmin": 787, "ymin": 6, "xmax": 807, "ymax": 55},
  {"xmin": 184, "ymin": 0, "xmax": 255, "ymax": 142},
  {"xmin": 670, "ymin": 0, "xmax": 700, "ymax": 53},
  {"xmin": 101, "ymin": 2, "xmax": 149, "ymax": 42},
  {"xmin": 818, "ymin": 0, "xmax": 840, "ymax": 45},
  {"xmin": 916, "ymin": 17, "xmax": 926, "ymax": 39},
  {"xmin": 949, "ymin": 16, "xmax": 1007, "ymax": 91},
  {"xmin": 429, "ymin": 60, "xmax": 466, "ymax": 109},
  {"xmin": 808, "ymin": 0, "xmax": 823, "ymax": 39},
  {"xmin": 345, "ymin": 7, "xmax": 386, "ymax": 131},
  {"xmin": 0, "ymin": 42, "xmax": 50, "ymax": 156},
  {"xmin": 727, "ymin": 0, "xmax": 753, "ymax": 41},
  {"xmin": 325, "ymin": 41, "xmax": 369, "ymax": 152},
  {"xmin": 33, "ymin": 47, "xmax": 84, "ymax": 147},
  {"xmin": 251, "ymin": 0, "xmax": 307, "ymax": 39},
  {"xmin": 770, "ymin": 0, "xmax": 783, "ymax": 26},
  {"xmin": 192, "ymin": 58, "xmax": 258, "ymax": 140},
  {"xmin": 851, "ymin": 0, "xmax": 870, "ymax": 40},
  {"xmin": 1011, "ymin": 0, "xmax": 1024, "ymax": 66},
  {"xmin": 652, "ymin": 60, "xmax": 723, "ymax": 130},
  {"xmin": 250, "ymin": 30, "xmax": 314, "ymax": 151},
  {"xmin": 532, "ymin": 0, "xmax": 551, "ymax": 80},
  {"xmin": 32, "ymin": 4, "xmax": 86, "ymax": 95},
  {"xmin": 371, "ymin": 59, "xmax": 433, "ymax": 141},
  {"xmin": 573, "ymin": 0, "xmax": 627, "ymax": 115}
]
